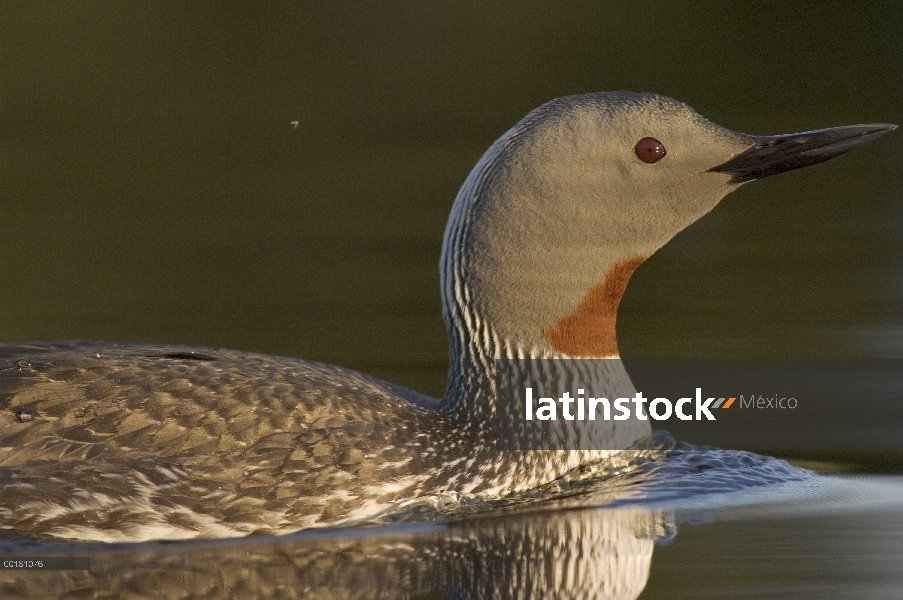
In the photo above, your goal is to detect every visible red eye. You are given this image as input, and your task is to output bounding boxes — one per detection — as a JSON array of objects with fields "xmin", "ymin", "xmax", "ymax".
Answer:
[{"xmin": 634, "ymin": 137, "xmax": 666, "ymax": 164}]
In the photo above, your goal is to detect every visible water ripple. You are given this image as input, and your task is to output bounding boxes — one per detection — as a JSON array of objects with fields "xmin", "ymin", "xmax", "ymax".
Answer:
[{"xmin": 374, "ymin": 431, "xmax": 902, "ymax": 531}]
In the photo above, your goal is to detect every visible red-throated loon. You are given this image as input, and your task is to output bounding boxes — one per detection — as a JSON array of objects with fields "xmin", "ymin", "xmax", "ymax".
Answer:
[{"xmin": 0, "ymin": 92, "xmax": 894, "ymax": 542}]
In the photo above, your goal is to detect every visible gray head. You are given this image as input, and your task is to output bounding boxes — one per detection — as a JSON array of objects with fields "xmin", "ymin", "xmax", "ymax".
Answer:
[{"xmin": 441, "ymin": 92, "xmax": 895, "ymax": 366}]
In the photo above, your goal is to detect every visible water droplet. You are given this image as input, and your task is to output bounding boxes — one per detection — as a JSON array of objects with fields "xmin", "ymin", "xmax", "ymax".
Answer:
[{"xmin": 16, "ymin": 409, "xmax": 35, "ymax": 422}]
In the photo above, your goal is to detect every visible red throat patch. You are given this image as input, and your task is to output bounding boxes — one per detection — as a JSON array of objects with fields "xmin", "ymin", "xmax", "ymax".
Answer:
[{"xmin": 543, "ymin": 255, "xmax": 646, "ymax": 357}]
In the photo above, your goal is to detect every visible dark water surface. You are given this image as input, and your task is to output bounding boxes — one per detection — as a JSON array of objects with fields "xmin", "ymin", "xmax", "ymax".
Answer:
[{"xmin": 1, "ymin": 3, "xmax": 902, "ymax": 598}]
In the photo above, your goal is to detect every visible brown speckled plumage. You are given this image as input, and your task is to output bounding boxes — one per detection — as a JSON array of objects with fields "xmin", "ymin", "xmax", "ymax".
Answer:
[{"xmin": 0, "ymin": 342, "xmax": 470, "ymax": 539}]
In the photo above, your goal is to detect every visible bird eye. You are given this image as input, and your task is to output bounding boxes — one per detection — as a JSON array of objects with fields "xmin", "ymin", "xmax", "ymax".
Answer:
[{"xmin": 634, "ymin": 137, "xmax": 666, "ymax": 164}]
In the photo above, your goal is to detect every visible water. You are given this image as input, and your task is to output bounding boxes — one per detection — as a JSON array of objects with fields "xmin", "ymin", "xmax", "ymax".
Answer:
[{"xmin": 1, "ymin": 3, "xmax": 902, "ymax": 597}]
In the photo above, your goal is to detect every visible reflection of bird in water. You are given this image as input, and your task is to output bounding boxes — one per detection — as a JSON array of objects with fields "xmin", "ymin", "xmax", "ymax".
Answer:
[
  {"xmin": 0, "ymin": 93, "xmax": 894, "ymax": 542},
  {"xmin": 0, "ymin": 504, "xmax": 671, "ymax": 600}
]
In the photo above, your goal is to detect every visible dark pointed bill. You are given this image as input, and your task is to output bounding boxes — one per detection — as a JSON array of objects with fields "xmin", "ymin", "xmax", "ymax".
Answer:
[{"xmin": 710, "ymin": 123, "xmax": 897, "ymax": 183}]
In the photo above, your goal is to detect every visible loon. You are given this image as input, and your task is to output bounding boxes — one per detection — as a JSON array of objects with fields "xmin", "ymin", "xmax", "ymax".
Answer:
[{"xmin": 0, "ymin": 93, "xmax": 894, "ymax": 542}]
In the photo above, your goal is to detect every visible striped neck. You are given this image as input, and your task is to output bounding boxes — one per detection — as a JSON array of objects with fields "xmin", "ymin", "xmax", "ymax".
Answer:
[{"xmin": 439, "ymin": 155, "xmax": 643, "ymax": 433}]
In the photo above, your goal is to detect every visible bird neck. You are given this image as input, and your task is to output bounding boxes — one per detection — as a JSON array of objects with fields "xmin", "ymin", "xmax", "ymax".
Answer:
[{"xmin": 438, "ymin": 147, "xmax": 646, "ymax": 422}]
